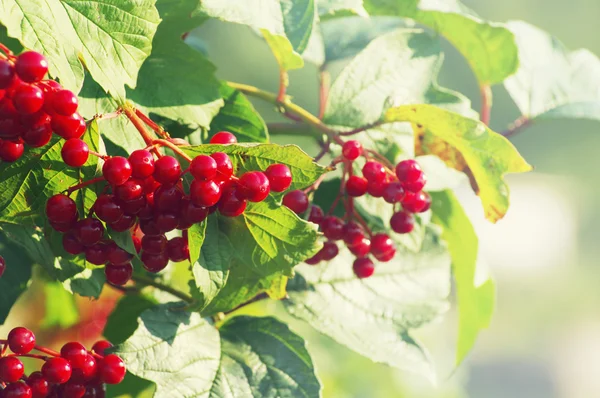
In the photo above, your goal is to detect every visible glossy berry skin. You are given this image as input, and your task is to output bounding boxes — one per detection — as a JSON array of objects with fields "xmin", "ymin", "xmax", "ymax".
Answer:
[
  {"xmin": 153, "ymin": 156, "xmax": 181, "ymax": 185},
  {"xmin": 92, "ymin": 341, "xmax": 113, "ymax": 357},
  {"xmin": 141, "ymin": 251, "xmax": 169, "ymax": 273},
  {"xmin": 105, "ymin": 263, "xmax": 133, "ymax": 286},
  {"xmin": 49, "ymin": 89, "xmax": 78, "ymax": 116},
  {"xmin": 190, "ymin": 179, "xmax": 221, "ymax": 207},
  {"xmin": 98, "ymin": 354, "xmax": 126, "ymax": 385},
  {"xmin": 61, "ymin": 138, "xmax": 89, "ymax": 167},
  {"xmin": 15, "ymin": 51, "xmax": 48, "ymax": 83},
  {"xmin": 141, "ymin": 234, "xmax": 167, "ymax": 255},
  {"xmin": 27, "ymin": 372, "xmax": 49, "ymax": 398},
  {"xmin": 390, "ymin": 211, "xmax": 415, "ymax": 234},
  {"xmin": 180, "ymin": 199, "xmax": 209, "ymax": 223},
  {"xmin": 217, "ymin": 182, "xmax": 247, "ymax": 217},
  {"xmin": 367, "ymin": 180, "xmax": 385, "ymax": 198},
  {"xmin": 190, "ymin": 155, "xmax": 217, "ymax": 181},
  {"xmin": 344, "ymin": 231, "xmax": 371, "ymax": 257},
  {"xmin": 154, "ymin": 212, "xmax": 179, "ymax": 233},
  {"xmin": 107, "ymin": 244, "xmax": 133, "ymax": 265},
  {"xmin": 321, "ymin": 216, "xmax": 345, "ymax": 241},
  {"xmin": 128, "ymin": 149, "xmax": 155, "ymax": 178},
  {"xmin": 403, "ymin": 173, "xmax": 426, "ymax": 193},
  {"xmin": 167, "ymin": 237, "xmax": 189, "ymax": 262},
  {"xmin": 74, "ymin": 218, "xmax": 104, "ymax": 246},
  {"xmin": 341, "ymin": 140, "xmax": 363, "ymax": 160},
  {"xmin": 308, "ymin": 205, "xmax": 324, "ymax": 224},
  {"xmin": 22, "ymin": 121, "xmax": 52, "ymax": 148},
  {"xmin": 0, "ymin": 139, "xmax": 24, "ymax": 162},
  {"xmin": 62, "ymin": 232, "xmax": 84, "ymax": 255},
  {"xmin": 102, "ymin": 157, "xmax": 132, "ymax": 186},
  {"xmin": 353, "ymin": 257, "xmax": 375, "ymax": 278},
  {"xmin": 93, "ymin": 195, "xmax": 123, "ymax": 223},
  {"xmin": 114, "ymin": 179, "xmax": 143, "ymax": 201},
  {"xmin": 60, "ymin": 342, "xmax": 87, "ymax": 369},
  {"xmin": 402, "ymin": 191, "xmax": 431, "ymax": 213},
  {"xmin": 382, "ymin": 182, "xmax": 405, "ymax": 204},
  {"xmin": 0, "ymin": 59, "xmax": 15, "ymax": 89},
  {"xmin": 345, "ymin": 176, "xmax": 368, "ymax": 197},
  {"xmin": 319, "ymin": 241, "xmax": 339, "ymax": 261},
  {"xmin": 7, "ymin": 327, "xmax": 36, "ymax": 354},
  {"xmin": 42, "ymin": 357, "xmax": 72, "ymax": 384},
  {"xmin": 61, "ymin": 382, "xmax": 86, "ymax": 398},
  {"xmin": 362, "ymin": 161, "xmax": 386, "ymax": 183},
  {"xmin": 282, "ymin": 190, "xmax": 309, "ymax": 215},
  {"xmin": 51, "ymin": 113, "xmax": 86, "ymax": 139},
  {"xmin": 210, "ymin": 131, "xmax": 237, "ymax": 144},
  {"xmin": 370, "ymin": 233, "xmax": 396, "ymax": 262},
  {"xmin": 210, "ymin": 152, "xmax": 233, "ymax": 181},
  {"xmin": 46, "ymin": 194, "xmax": 78, "ymax": 224},
  {"xmin": 265, "ymin": 164, "xmax": 292, "ymax": 192},
  {"xmin": 109, "ymin": 213, "xmax": 135, "ymax": 232},
  {"xmin": 395, "ymin": 159, "xmax": 423, "ymax": 183},
  {"xmin": 85, "ymin": 243, "xmax": 108, "ymax": 265},
  {"xmin": 238, "ymin": 171, "xmax": 270, "ymax": 202},
  {"xmin": 0, "ymin": 255, "xmax": 5, "ymax": 278},
  {"xmin": 0, "ymin": 357, "xmax": 25, "ymax": 382},
  {"xmin": 3, "ymin": 381, "xmax": 32, "ymax": 398},
  {"xmin": 153, "ymin": 185, "xmax": 183, "ymax": 212},
  {"xmin": 12, "ymin": 84, "xmax": 44, "ymax": 115},
  {"xmin": 70, "ymin": 353, "xmax": 97, "ymax": 382}
]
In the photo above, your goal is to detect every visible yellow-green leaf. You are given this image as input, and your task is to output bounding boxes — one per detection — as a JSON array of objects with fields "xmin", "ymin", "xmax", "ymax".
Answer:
[{"xmin": 262, "ymin": 30, "xmax": 304, "ymax": 71}]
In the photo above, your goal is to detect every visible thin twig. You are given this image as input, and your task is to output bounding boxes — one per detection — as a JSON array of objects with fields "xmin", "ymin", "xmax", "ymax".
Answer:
[
  {"xmin": 132, "ymin": 275, "xmax": 194, "ymax": 304},
  {"xmin": 502, "ymin": 115, "xmax": 532, "ymax": 138},
  {"xmin": 480, "ymin": 85, "xmax": 492, "ymax": 126}
]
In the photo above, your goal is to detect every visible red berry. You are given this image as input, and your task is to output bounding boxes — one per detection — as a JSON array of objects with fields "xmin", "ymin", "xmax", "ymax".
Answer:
[
  {"xmin": 345, "ymin": 175, "xmax": 368, "ymax": 197},
  {"xmin": 128, "ymin": 149, "xmax": 155, "ymax": 178},
  {"xmin": 141, "ymin": 234, "xmax": 167, "ymax": 255},
  {"xmin": 0, "ymin": 256, "xmax": 5, "ymax": 278},
  {"xmin": 114, "ymin": 179, "xmax": 143, "ymax": 202},
  {"xmin": 46, "ymin": 194, "xmax": 78, "ymax": 224},
  {"xmin": 60, "ymin": 342, "xmax": 88, "ymax": 369},
  {"xmin": 167, "ymin": 237, "xmax": 189, "ymax": 262},
  {"xmin": 49, "ymin": 89, "xmax": 78, "ymax": 116},
  {"xmin": 61, "ymin": 381, "xmax": 86, "ymax": 398},
  {"xmin": 342, "ymin": 221, "xmax": 363, "ymax": 237},
  {"xmin": 27, "ymin": 372, "xmax": 49, "ymax": 398},
  {"xmin": 153, "ymin": 185, "xmax": 183, "ymax": 212},
  {"xmin": 347, "ymin": 235, "xmax": 371, "ymax": 257},
  {"xmin": 107, "ymin": 244, "xmax": 133, "ymax": 265},
  {"xmin": 321, "ymin": 216, "xmax": 345, "ymax": 240},
  {"xmin": 42, "ymin": 357, "xmax": 72, "ymax": 384},
  {"xmin": 370, "ymin": 233, "xmax": 396, "ymax": 262},
  {"xmin": 105, "ymin": 263, "xmax": 133, "ymax": 286},
  {"xmin": 102, "ymin": 157, "xmax": 132, "ymax": 186},
  {"xmin": 190, "ymin": 155, "xmax": 217, "ymax": 181},
  {"xmin": 141, "ymin": 251, "xmax": 169, "ymax": 273},
  {"xmin": 403, "ymin": 173, "xmax": 426, "ymax": 193},
  {"xmin": 3, "ymin": 381, "xmax": 32, "ymax": 398},
  {"xmin": 382, "ymin": 182, "xmax": 405, "ymax": 204},
  {"xmin": 120, "ymin": 195, "xmax": 146, "ymax": 216},
  {"xmin": 319, "ymin": 241, "xmax": 339, "ymax": 261},
  {"xmin": 50, "ymin": 220, "xmax": 75, "ymax": 233},
  {"xmin": 341, "ymin": 140, "xmax": 362, "ymax": 160},
  {"xmin": 180, "ymin": 199, "xmax": 209, "ymax": 223},
  {"xmin": 395, "ymin": 159, "xmax": 423, "ymax": 183},
  {"xmin": 308, "ymin": 205, "xmax": 324, "ymax": 224},
  {"xmin": 85, "ymin": 242, "xmax": 108, "ymax": 265},
  {"xmin": 98, "ymin": 354, "xmax": 126, "ymax": 385},
  {"xmin": 92, "ymin": 341, "xmax": 113, "ymax": 357},
  {"xmin": 190, "ymin": 179, "xmax": 221, "ymax": 207},
  {"xmin": 62, "ymin": 232, "xmax": 84, "ymax": 255},
  {"xmin": 217, "ymin": 182, "xmax": 247, "ymax": 217},
  {"xmin": 362, "ymin": 161, "xmax": 386, "ymax": 183},
  {"xmin": 390, "ymin": 211, "xmax": 415, "ymax": 234},
  {"xmin": 402, "ymin": 191, "xmax": 431, "ymax": 213},
  {"xmin": 108, "ymin": 213, "xmax": 135, "ymax": 232},
  {"xmin": 70, "ymin": 353, "xmax": 97, "ymax": 383},
  {"xmin": 12, "ymin": 84, "xmax": 44, "ymax": 115},
  {"xmin": 0, "ymin": 59, "xmax": 15, "ymax": 89},
  {"xmin": 0, "ymin": 357, "xmax": 24, "ymax": 382},
  {"xmin": 353, "ymin": 257, "xmax": 375, "ymax": 278},
  {"xmin": 7, "ymin": 327, "xmax": 35, "ymax": 355},
  {"xmin": 264, "ymin": 164, "xmax": 292, "ymax": 192},
  {"xmin": 22, "ymin": 121, "xmax": 52, "ymax": 148},
  {"xmin": 210, "ymin": 152, "xmax": 233, "ymax": 181},
  {"xmin": 305, "ymin": 251, "xmax": 323, "ymax": 265},
  {"xmin": 154, "ymin": 211, "xmax": 179, "ymax": 233},
  {"xmin": 15, "ymin": 51, "xmax": 48, "ymax": 83},
  {"xmin": 93, "ymin": 195, "xmax": 123, "ymax": 223},
  {"xmin": 0, "ymin": 139, "xmax": 24, "ymax": 162},
  {"xmin": 61, "ymin": 138, "xmax": 89, "ymax": 167},
  {"xmin": 153, "ymin": 156, "xmax": 181, "ymax": 185},
  {"xmin": 238, "ymin": 171, "xmax": 270, "ymax": 202},
  {"xmin": 282, "ymin": 190, "xmax": 309, "ymax": 214},
  {"xmin": 74, "ymin": 217, "xmax": 104, "ymax": 246},
  {"xmin": 139, "ymin": 218, "xmax": 161, "ymax": 236},
  {"xmin": 0, "ymin": 118, "xmax": 24, "ymax": 140},
  {"xmin": 51, "ymin": 113, "xmax": 86, "ymax": 139},
  {"xmin": 210, "ymin": 131, "xmax": 237, "ymax": 144}
]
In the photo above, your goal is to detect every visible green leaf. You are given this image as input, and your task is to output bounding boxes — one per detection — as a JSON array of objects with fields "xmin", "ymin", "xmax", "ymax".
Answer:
[
  {"xmin": 363, "ymin": 0, "xmax": 519, "ymax": 85},
  {"xmin": 262, "ymin": 30, "xmax": 305, "ymax": 71},
  {"xmin": 41, "ymin": 281, "xmax": 79, "ymax": 329},
  {"xmin": 214, "ymin": 316, "xmax": 321, "ymax": 397},
  {"xmin": 187, "ymin": 222, "xmax": 207, "ymax": 267},
  {"xmin": 504, "ymin": 21, "xmax": 600, "ymax": 121},
  {"xmin": 384, "ymin": 104, "xmax": 532, "ymax": 222},
  {"xmin": 0, "ymin": 234, "xmax": 32, "ymax": 324},
  {"xmin": 0, "ymin": 0, "xmax": 160, "ymax": 97},
  {"xmin": 104, "ymin": 294, "xmax": 158, "ymax": 344},
  {"xmin": 318, "ymin": 0, "xmax": 367, "ymax": 18},
  {"xmin": 62, "ymin": 268, "xmax": 105, "ymax": 299},
  {"xmin": 107, "ymin": 228, "xmax": 137, "ymax": 256},
  {"xmin": 209, "ymin": 84, "xmax": 269, "ymax": 143},
  {"xmin": 430, "ymin": 190, "xmax": 495, "ymax": 365},
  {"xmin": 285, "ymin": 226, "xmax": 451, "ymax": 380}
]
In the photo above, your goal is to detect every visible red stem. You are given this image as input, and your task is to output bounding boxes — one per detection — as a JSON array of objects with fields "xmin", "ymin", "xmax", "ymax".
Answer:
[
  {"xmin": 123, "ymin": 107, "xmax": 157, "ymax": 147},
  {"xmin": 0, "ymin": 43, "xmax": 14, "ymax": 57},
  {"xmin": 277, "ymin": 69, "xmax": 288, "ymax": 103},
  {"xmin": 152, "ymin": 139, "xmax": 192, "ymax": 162},
  {"xmin": 480, "ymin": 85, "xmax": 492, "ymax": 126},
  {"xmin": 88, "ymin": 150, "xmax": 109, "ymax": 160},
  {"xmin": 502, "ymin": 115, "xmax": 531, "ymax": 138},
  {"xmin": 66, "ymin": 176, "xmax": 105, "ymax": 195},
  {"xmin": 318, "ymin": 68, "xmax": 330, "ymax": 120},
  {"xmin": 6, "ymin": 353, "xmax": 50, "ymax": 361},
  {"xmin": 33, "ymin": 345, "xmax": 60, "ymax": 357},
  {"xmin": 136, "ymin": 109, "xmax": 170, "ymax": 139}
]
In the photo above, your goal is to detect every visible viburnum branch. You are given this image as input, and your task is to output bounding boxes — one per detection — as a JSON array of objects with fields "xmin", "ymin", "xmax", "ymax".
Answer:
[
  {"xmin": 136, "ymin": 109, "xmax": 170, "ymax": 139},
  {"xmin": 66, "ymin": 176, "xmax": 105, "ymax": 195},
  {"xmin": 223, "ymin": 293, "xmax": 269, "ymax": 316},
  {"xmin": 152, "ymin": 139, "xmax": 192, "ymax": 162},
  {"xmin": 122, "ymin": 104, "xmax": 157, "ymax": 146},
  {"xmin": 33, "ymin": 345, "xmax": 60, "ymax": 357},
  {"xmin": 277, "ymin": 68, "xmax": 288, "ymax": 103},
  {"xmin": 6, "ymin": 353, "xmax": 50, "ymax": 361},
  {"xmin": 0, "ymin": 43, "xmax": 13, "ymax": 57},
  {"xmin": 338, "ymin": 121, "xmax": 382, "ymax": 136},
  {"xmin": 502, "ymin": 115, "xmax": 532, "ymax": 138},
  {"xmin": 480, "ymin": 85, "xmax": 492, "ymax": 126},
  {"xmin": 88, "ymin": 150, "xmax": 109, "ymax": 160},
  {"xmin": 132, "ymin": 274, "xmax": 195, "ymax": 304}
]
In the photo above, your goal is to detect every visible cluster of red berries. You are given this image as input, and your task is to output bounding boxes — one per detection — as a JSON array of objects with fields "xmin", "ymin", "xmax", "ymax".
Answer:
[
  {"xmin": 281, "ymin": 140, "xmax": 431, "ymax": 279},
  {"xmin": 0, "ymin": 327, "xmax": 124, "ymax": 397},
  {"xmin": 0, "ymin": 50, "xmax": 88, "ymax": 165},
  {"xmin": 45, "ymin": 131, "xmax": 294, "ymax": 283}
]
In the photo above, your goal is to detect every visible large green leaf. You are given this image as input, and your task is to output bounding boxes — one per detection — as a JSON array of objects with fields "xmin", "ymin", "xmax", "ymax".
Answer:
[
  {"xmin": 0, "ymin": 0, "xmax": 160, "ymax": 97},
  {"xmin": 285, "ymin": 225, "xmax": 451, "ymax": 380},
  {"xmin": 430, "ymin": 190, "xmax": 495, "ymax": 365},
  {"xmin": 363, "ymin": 0, "xmax": 518, "ymax": 85},
  {"xmin": 384, "ymin": 104, "xmax": 532, "ymax": 222},
  {"xmin": 0, "ymin": 234, "xmax": 32, "ymax": 324},
  {"xmin": 104, "ymin": 294, "xmax": 159, "ymax": 345},
  {"xmin": 504, "ymin": 21, "xmax": 600, "ymax": 121}
]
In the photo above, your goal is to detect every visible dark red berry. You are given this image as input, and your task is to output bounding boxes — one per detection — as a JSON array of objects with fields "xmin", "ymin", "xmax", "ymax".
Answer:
[
  {"xmin": 61, "ymin": 138, "xmax": 89, "ymax": 167},
  {"xmin": 49, "ymin": 220, "xmax": 75, "ymax": 233},
  {"xmin": 108, "ymin": 213, "xmax": 135, "ymax": 232},
  {"xmin": 114, "ymin": 179, "xmax": 143, "ymax": 202},
  {"xmin": 63, "ymin": 232, "xmax": 85, "ymax": 255},
  {"xmin": 42, "ymin": 357, "xmax": 72, "ymax": 384},
  {"xmin": 85, "ymin": 242, "xmax": 108, "ymax": 265},
  {"xmin": 102, "ymin": 157, "xmax": 132, "ymax": 186},
  {"xmin": 27, "ymin": 372, "xmax": 49, "ymax": 398},
  {"xmin": 74, "ymin": 217, "xmax": 104, "ymax": 246},
  {"xmin": 60, "ymin": 342, "xmax": 87, "ymax": 369},
  {"xmin": 403, "ymin": 173, "xmax": 426, "ymax": 193},
  {"xmin": 319, "ymin": 241, "xmax": 339, "ymax": 261},
  {"xmin": 346, "ymin": 175, "xmax": 368, "ymax": 197},
  {"xmin": 107, "ymin": 244, "xmax": 133, "ymax": 265},
  {"xmin": 308, "ymin": 205, "xmax": 324, "ymax": 224},
  {"xmin": 395, "ymin": 159, "xmax": 423, "ymax": 183},
  {"xmin": 22, "ymin": 121, "xmax": 52, "ymax": 147},
  {"xmin": 282, "ymin": 190, "xmax": 309, "ymax": 215},
  {"xmin": 217, "ymin": 182, "xmax": 247, "ymax": 217},
  {"xmin": 141, "ymin": 234, "xmax": 167, "ymax": 255},
  {"xmin": 167, "ymin": 237, "xmax": 189, "ymax": 262},
  {"xmin": 3, "ymin": 381, "xmax": 32, "ymax": 398},
  {"xmin": 0, "ymin": 256, "xmax": 5, "ymax": 278},
  {"xmin": 93, "ymin": 195, "xmax": 123, "ymax": 223},
  {"xmin": 139, "ymin": 218, "xmax": 161, "ymax": 236},
  {"xmin": 0, "ymin": 139, "xmax": 24, "ymax": 162},
  {"xmin": 390, "ymin": 211, "xmax": 415, "ymax": 234},
  {"xmin": 344, "ymin": 229, "xmax": 367, "ymax": 249},
  {"xmin": 98, "ymin": 354, "xmax": 126, "ymax": 385},
  {"xmin": 362, "ymin": 161, "xmax": 386, "ymax": 183},
  {"xmin": 402, "ymin": 191, "xmax": 431, "ymax": 213},
  {"xmin": 92, "ymin": 341, "xmax": 113, "ymax": 357},
  {"xmin": 61, "ymin": 381, "xmax": 86, "ymax": 398},
  {"xmin": 265, "ymin": 164, "xmax": 292, "ymax": 192},
  {"xmin": 120, "ymin": 195, "xmax": 146, "ymax": 216},
  {"xmin": 12, "ymin": 84, "xmax": 44, "ymax": 115},
  {"xmin": 153, "ymin": 156, "xmax": 181, "ymax": 185},
  {"xmin": 341, "ymin": 140, "xmax": 362, "ymax": 160},
  {"xmin": 305, "ymin": 251, "xmax": 323, "ymax": 265},
  {"xmin": 153, "ymin": 185, "xmax": 183, "ymax": 212},
  {"xmin": 49, "ymin": 89, "xmax": 78, "ymax": 116},
  {"xmin": 46, "ymin": 194, "xmax": 78, "ymax": 224},
  {"xmin": 0, "ymin": 118, "xmax": 24, "ymax": 140},
  {"xmin": 342, "ymin": 221, "xmax": 363, "ymax": 237},
  {"xmin": 321, "ymin": 216, "xmax": 345, "ymax": 240},
  {"xmin": 51, "ymin": 113, "xmax": 86, "ymax": 139},
  {"xmin": 105, "ymin": 263, "xmax": 133, "ymax": 286},
  {"xmin": 190, "ymin": 155, "xmax": 217, "ymax": 181},
  {"xmin": 210, "ymin": 131, "xmax": 237, "ymax": 144},
  {"xmin": 7, "ymin": 327, "xmax": 35, "ymax": 354},
  {"xmin": 370, "ymin": 233, "xmax": 396, "ymax": 262},
  {"xmin": 238, "ymin": 171, "xmax": 270, "ymax": 202},
  {"xmin": 128, "ymin": 149, "xmax": 155, "ymax": 178},
  {"xmin": 15, "ymin": 51, "xmax": 48, "ymax": 83},
  {"xmin": 353, "ymin": 257, "xmax": 375, "ymax": 278},
  {"xmin": 154, "ymin": 212, "xmax": 179, "ymax": 233},
  {"xmin": 180, "ymin": 199, "xmax": 209, "ymax": 223},
  {"xmin": 382, "ymin": 182, "xmax": 405, "ymax": 204},
  {"xmin": 210, "ymin": 152, "xmax": 233, "ymax": 181},
  {"xmin": 0, "ymin": 59, "xmax": 15, "ymax": 89},
  {"xmin": 0, "ymin": 357, "xmax": 24, "ymax": 382},
  {"xmin": 141, "ymin": 251, "xmax": 169, "ymax": 273},
  {"xmin": 190, "ymin": 179, "xmax": 221, "ymax": 207}
]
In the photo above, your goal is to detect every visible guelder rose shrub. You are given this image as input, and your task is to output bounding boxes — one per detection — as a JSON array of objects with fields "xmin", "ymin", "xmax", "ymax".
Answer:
[{"xmin": 0, "ymin": 1, "xmax": 595, "ymax": 396}]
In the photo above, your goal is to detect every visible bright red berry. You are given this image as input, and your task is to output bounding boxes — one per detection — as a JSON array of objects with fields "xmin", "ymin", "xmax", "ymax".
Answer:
[
  {"xmin": 282, "ymin": 190, "xmax": 309, "ymax": 215},
  {"xmin": 347, "ymin": 235, "xmax": 371, "ymax": 257},
  {"xmin": 366, "ymin": 180, "xmax": 385, "ymax": 197},
  {"xmin": 210, "ymin": 131, "xmax": 237, "ymax": 144},
  {"xmin": 210, "ymin": 152, "xmax": 234, "ymax": 181},
  {"xmin": 141, "ymin": 251, "xmax": 169, "ymax": 273},
  {"xmin": 370, "ymin": 233, "xmax": 396, "ymax": 262},
  {"xmin": 98, "ymin": 354, "xmax": 126, "ymax": 385},
  {"xmin": 382, "ymin": 182, "xmax": 405, "ymax": 204},
  {"xmin": 74, "ymin": 217, "xmax": 104, "ymax": 246},
  {"xmin": 7, "ymin": 327, "xmax": 35, "ymax": 355},
  {"xmin": 238, "ymin": 171, "xmax": 270, "ymax": 202},
  {"xmin": 167, "ymin": 237, "xmax": 189, "ymax": 262},
  {"xmin": 128, "ymin": 149, "xmax": 155, "ymax": 178},
  {"xmin": 190, "ymin": 179, "xmax": 221, "ymax": 207},
  {"xmin": 103, "ymin": 157, "xmax": 132, "ymax": 186},
  {"xmin": 12, "ymin": 84, "xmax": 44, "ymax": 115},
  {"xmin": 61, "ymin": 342, "xmax": 88, "ymax": 369},
  {"xmin": 0, "ymin": 139, "xmax": 24, "ymax": 162},
  {"xmin": 265, "ymin": 164, "xmax": 292, "ymax": 192},
  {"xmin": 62, "ymin": 232, "xmax": 85, "ymax": 255},
  {"xmin": 341, "ymin": 140, "xmax": 362, "ymax": 160},
  {"xmin": 319, "ymin": 241, "xmax": 339, "ymax": 261},
  {"xmin": 93, "ymin": 195, "xmax": 123, "ymax": 223},
  {"xmin": 402, "ymin": 191, "xmax": 431, "ymax": 213},
  {"xmin": 27, "ymin": 372, "xmax": 49, "ymax": 398},
  {"xmin": 390, "ymin": 211, "xmax": 415, "ymax": 234},
  {"xmin": 61, "ymin": 381, "xmax": 86, "ymax": 398},
  {"xmin": 217, "ymin": 182, "xmax": 247, "ymax": 217},
  {"xmin": 308, "ymin": 205, "xmax": 324, "ymax": 224},
  {"xmin": 321, "ymin": 216, "xmax": 345, "ymax": 240},
  {"xmin": 395, "ymin": 159, "xmax": 423, "ymax": 183},
  {"xmin": 190, "ymin": 155, "xmax": 217, "ymax": 181},
  {"xmin": 362, "ymin": 161, "xmax": 386, "ymax": 183},
  {"xmin": 346, "ymin": 175, "xmax": 368, "ymax": 197},
  {"xmin": 0, "ymin": 59, "xmax": 15, "ymax": 89},
  {"xmin": 403, "ymin": 173, "xmax": 426, "ymax": 193},
  {"xmin": 3, "ymin": 381, "xmax": 32, "ymax": 398},
  {"xmin": 61, "ymin": 138, "xmax": 89, "ymax": 167},
  {"xmin": 48, "ymin": 89, "xmax": 78, "ymax": 116},
  {"xmin": 92, "ymin": 341, "xmax": 113, "ymax": 357},
  {"xmin": 114, "ymin": 179, "xmax": 143, "ymax": 202},
  {"xmin": 15, "ymin": 51, "xmax": 48, "ymax": 83},
  {"xmin": 353, "ymin": 257, "xmax": 375, "ymax": 278},
  {"xmin": 51, "ymin": 113, "xmax": 86, "ymax": 139},
  {"xmin": 153, "ymin": 156, "xmax": 181, "ymax": 185},
  {"xmin": 46, "ymin": 194, "xmax": 78, "ymax": 224},
  {"xmin": 42, "ymin": 357, "xmax": 72, "ymax": 384},
  {"xmin": 0, "ymin": 357, "xmax": 25, "ymax": 382},
  {"xmin": 105, "ymin": 263, "xmax": 133, "ymax": 286},
  {"xmin": 70, "ymin": 353, "xmax": 97, "ymax": 382}
]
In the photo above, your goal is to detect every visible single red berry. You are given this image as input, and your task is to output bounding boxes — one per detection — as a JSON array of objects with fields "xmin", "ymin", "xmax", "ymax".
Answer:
[
  {"xmin": 81, "ymin": 383, "xmax": 105, "ymax": 398},
  {"xmin": 190, "ymin": 155, "xmax": 217, "ymax": 181},
  {"xmin": 98, "ymin": 354, "xmax": 126, "ymax": 385},
  {"xmin": 370, "ymin": 233, "xmax": 396, "ymax": 262},
  {"xmin": 107, "ymin": 244, "xmax": 133, "ymax": 265},
  {"xmin": 85, "ymin": 242, "xmax": 108, "ymax": 265},
  {"xmin": 345, "ymin": 175, "xmax": 368, "ymax": 197},
  {"xmin": 74, "ymin": 217, "xmax": 104, "ymax": 246},
  {"xmin": 108, "ymin": 213, "xmax": 135, "ymax": 232},
  {"xmin": 60, "ymin": 342, "xmax": 88, "ymax": 369},
  {"xmin": 0, "ymin": 59, "xmax": 15, "ymax": 89},
  {"xmin": 210, "ymin": 152, "xmax": 233, "ymax": 181},
  {"xmin": 61, "ymin": 381, "xmax": 86, "ymax": 398},
  {"xmin": 308, "ymin": 205, "xmax": 324, "ymax": 224},
  {"xmin": 305, "ymin": 251, "xmax": 323, "ymax": 265},
  {"xmin": 61, "ymin": 138, "xmax": 89, "ymax": 167},
  {"xmin": 153, "ymin": 185, "xmax": 182, "ymax": 213},
  {"xmin": 0, "ymin": 118, "xmax": 24, "ymax": 141},
  {"xmin": 141, "ymin": 234, "xmax": 167, "ymax": 255},
  {"xmin": 139, "ymin": 218, "xmax": 161, "ymax": 236},
  {"xmin": 347, "ymin": 236, "xmax": 371, "ymax": 257},
  {"xmin": 22, "ymin": 121, "xmax": 52, "ymax": 147},
  {"xmin": 343, "ymin": 229, "xmax": 366, "ymax": 247},
  {"xmin": 92, "ymin": 341, "xmax": 113, "ymax": 357},
  {"xmin": 0, "ymin": 139, "xmax": 24, "ymax": 162},
  {"xmin": 93, "ymin": 195, "xmax": 123, "ymax": 223},
  {"xmin": 7, "ymin": 327, "xmax": 35, "ymax": 355},
  {"xmin": 27, "ymin": 372, "xmax": 49, "ymax": 398},
  {"xmin": 382, "ymin": 182, "xmax": 405, "ymax": 204},
  {"xmin": 154, "ymin": 211, "xmax": 179, "ymax": 233},
  {"xmin": 0, "ymin": 256, "xmax": 5, "ymax": 278},
  {"xmin": 238, "ymin": 171, "xmax": 270, "ymax": 202},
  {"xmin": 51, "ymin": 113, "xmax": 86, "ymax": 139},
  {"xmin": 114, "ymin": 179, "xmax": 143, "ymax": 202},
  {"xmin": 353, "ymin": 257, "xmax": 375, "ymax": 278},
  {"xmin": 12, "ymin": 84, "xmax": 44, "ymax": 115},
  {"xmin": 42, "ymin": 357, "xmax": 72, "ymax": 384},
  {"xmin": 15, "ymin": 51, "xmax": 48, "ymax": 83},
  {"xmin": 402, "ymin": 191, "xmax": 431, "ymax": 213},
  {"xmin": 132, "ymin": 236, "xmax": 142, "ymax": 253},
  {"xmin": 50, "ymin": 220, "xmax": 75, "ymax": 233},
  {"xmin": 0, "ymin": 357, "xmax": 24, "ymax": 382},
  {"xmin": 153, "ymin": 156, "xmax": 181, "ymax": 185},
  {"xmin": 342, "ymin": 221, "xmax": 363, "ymax": 237},
  {"xmin": 70, "ymin": 354, "xmax": 97, "ymax": 382},
  {"xmin": 102, "ymin": 157, "xmax": 132, "ymax": 186},
  {"xmin": 141, "ymin": 251, "xmax": 169, "ymax": 273},
  {"xmin": 63, "ymin": 232, "xmax": 85, "ymax": 255},
  {"xmin": 190, "ymin": 179, "xmax": 221, "ymax": 207},
  {"xmin": 403, "ymin": 173, "xmax": 427, "ymax": 193},
  {"xmin": 167, "ymin": 237, "xmax": 189, "ymax": 262},
  {"xmin": 395, "ymin": 159, "xmax": 423, "ymax": 183},
  {"xmin": 105, "ymin": 263, "xmax": 133, "ymax": 286},
  {"xmin": 264, "ymin": 164, "xmax": 292, "ymax": 192},
  {"xmin": 319, "ymin": 241, "xmax": 339, "ymax": 261},
  {"xmin": 321, "ymin": 216, "xmax": 345, "ymax": 240},
  {"xmin": 180, "ymin": 199, "xmax": 209, "ymax": 223},
  {"xmin": 210, "ymin": 131, "xmax": 237, "ymax": 144},
  {"xmin": 217, "ymin": 182, "xmax": 247, "ymax": 217},
  {"xmin": 128, "ymin": 149, "xmax": 155, "ymax": 179},
  {"xmin": 46, "ymin": 194, "xmax": 78, "ymax": 224},
  {"xmin": 362, "ymin": 161, "xmax": 386, "ymax": 183},
  {"xmin": 341, "ymin": 140, "xmax": 363, "ymax": 160},
  {"xmin": 48, "ymin": 89, "xmax": 78, "ymax": 116},
  {"xmin": 3, "ymin": 381, "xmax": 32, "ymax": 398},
  {"xmin": 390, "ymin": 211, "xmax": 415, "ymax": 234},
  {"xmin": 282, "ymin": 190, "xmax": 309, "ymax": 214}
]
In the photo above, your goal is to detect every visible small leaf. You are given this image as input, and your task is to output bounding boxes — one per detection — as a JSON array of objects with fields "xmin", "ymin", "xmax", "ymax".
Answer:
[
  {"xmin": 384, "ymin": 104, "xmax": 532, "ymax": 222},
  {"xmin": 0, "ymin": 234, "xmax": 33, "ymax": 325},
  {"xmin": 104, "ymin": 294, "xmax": 158, "ymax": 344},
  {"xmin": 41, "ymin": 282, "xmax": 79, "ymax": 329},
  {"xmin": 262, "ymin": 30, "xmax": 305, "ymax": 71},
  {"xmin": 62, "ymin": 268, "xmax": 105, "ymax": 299}
]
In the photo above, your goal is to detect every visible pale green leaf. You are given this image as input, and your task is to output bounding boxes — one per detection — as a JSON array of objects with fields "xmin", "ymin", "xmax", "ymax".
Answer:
[
  {"xmin": 318, "ymin": 0, "xmax": 367, "ymax": 18},
  {"xmin": 262, "ymin": 30, "xmax": 305, "ymax": 71}
]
